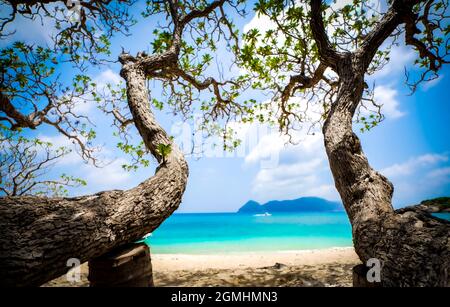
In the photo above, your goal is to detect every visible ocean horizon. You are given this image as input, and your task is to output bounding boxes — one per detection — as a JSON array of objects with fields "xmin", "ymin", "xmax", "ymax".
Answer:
[{"xmin": 144, "ymin": 212, "xmax": 354, "ymax": 254}]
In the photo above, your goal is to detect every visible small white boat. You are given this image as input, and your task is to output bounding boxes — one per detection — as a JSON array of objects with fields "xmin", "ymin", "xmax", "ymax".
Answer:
[
  {"xmin": 142, "ymin": 232, "xmax": 152, "ymax": 239},
  {"xmin": 254, "ymin": 212, "xmax": 272, "ymax": 217}
]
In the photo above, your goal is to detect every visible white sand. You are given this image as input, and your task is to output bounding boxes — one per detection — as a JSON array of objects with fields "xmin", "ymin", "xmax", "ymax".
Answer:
[
  {"xmin": 45, "ymin": 247, "xmax": 360, "ymax": 287},
  {"xmin": 151, "ymin": 247, "xmax": 358, "ymax": 271}
]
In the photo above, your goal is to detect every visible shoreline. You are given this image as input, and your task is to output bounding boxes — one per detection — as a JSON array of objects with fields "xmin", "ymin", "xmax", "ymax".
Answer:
[
  {"xmin": 151, "ymin": 245, "xmax": 354, "ymax": 255},
  {"xmin": 45, "ymin": 247, "xmax": 360, "ymax": 287}
]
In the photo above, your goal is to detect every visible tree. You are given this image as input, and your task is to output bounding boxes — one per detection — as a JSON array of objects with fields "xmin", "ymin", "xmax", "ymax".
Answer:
[
  {"xmin": 0, "ymin": 0, "xmax": 243, "ymax": 286},
  {"xmin": 0, "ymin": 0, "xmax": 136, "ymax": 65},
  {"xmin": 3, "ymin": 0, "xmax": 447, "ymax": 288},
  {"xmin": 239, "ymin": 0, "xmax": 449, "ymax": 286},
  {"xmin": 0, "ymin": 0, "xmax": 137, "ymax": 164},
  {"xmin": 0, "ymin": 124, "xmax": 86, "ymax": 196}
]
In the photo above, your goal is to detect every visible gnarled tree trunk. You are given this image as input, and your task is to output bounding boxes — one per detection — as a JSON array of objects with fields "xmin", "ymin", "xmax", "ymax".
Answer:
[
  {"xmin": 0, "ymin": 0, "xmax": 231, "ymax": 286},
  {"xmin": 0, "ymin": 57, "xmax": 188, "ymax": 287},
  {"xmin": 324, "ymin": 55, "xmax": 450, "ymax": 287}
]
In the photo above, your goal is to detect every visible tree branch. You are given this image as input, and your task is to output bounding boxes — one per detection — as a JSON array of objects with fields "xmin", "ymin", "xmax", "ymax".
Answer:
[
  {"xmin": 309, "ymin": 0, "xmax": 341, "ymax": 70},
  {"xmin": 180, "ymin": 0, "xmax": 226, "ymax": 26},
  {"xmin": 281, "ymin": 63, "xmax": 328, "ymax": 104},
  {"xmin": 0, "ymin": 91, "xmax": 40, "ymax": 129},
  {"xmin": 403, "ymin": 2, "xmax": 449, "ymax": 72},
  {"xmin": 357, "ymin": 0, "xmax": 407, "ymax": 69}
]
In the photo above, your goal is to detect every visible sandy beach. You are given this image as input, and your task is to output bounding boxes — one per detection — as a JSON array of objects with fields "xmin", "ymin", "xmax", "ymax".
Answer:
[{"xmin": 45, "ymin": 247, "xmax": 360, "ymax": 287}]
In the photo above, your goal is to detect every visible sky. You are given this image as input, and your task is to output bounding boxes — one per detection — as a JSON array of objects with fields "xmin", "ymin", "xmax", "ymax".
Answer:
[{"xmin": 1, "ymin": 1, "xmax": 450, "ymax": 213}]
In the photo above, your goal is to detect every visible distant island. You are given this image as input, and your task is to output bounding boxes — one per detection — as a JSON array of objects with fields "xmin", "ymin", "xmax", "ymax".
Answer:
[
  {"xmin": 416, "ymin": 197, "xmax": 450, "ymax": 213},
  {"xmin": 237, "ymin": 197, "xmax": 344, "ymax": 214}
]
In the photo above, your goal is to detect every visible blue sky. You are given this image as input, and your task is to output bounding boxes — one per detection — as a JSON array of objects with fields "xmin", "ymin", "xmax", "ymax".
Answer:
[{"xmin": 2, "ymin": 1, "xmax": 450, "ymax": 212}]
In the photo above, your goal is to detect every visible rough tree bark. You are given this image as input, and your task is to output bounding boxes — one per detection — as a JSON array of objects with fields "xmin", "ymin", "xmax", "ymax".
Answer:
[
  {"xmin": 0, "ymin": 0, "xmax": 230, "ymax": 287},
  {"xmin": 323, "ymin": 57, "xmax": 449, "ymax": 286},
  {"xmin": 310, "ymin": 0, "xmax": 450, "ymax": 286},
  {"xmin": 0, "ymin": 56, "xmax": 189, "ymax": 287}
]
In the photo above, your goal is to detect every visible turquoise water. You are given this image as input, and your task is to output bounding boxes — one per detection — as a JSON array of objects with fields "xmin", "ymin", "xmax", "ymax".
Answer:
[
  {"xmin": 432, "ymin": 212, "xmax": 450, "ymax": 221},
  {"xmin": 144, "ymin": 212, "xmax": 353, "ymax": 254}
]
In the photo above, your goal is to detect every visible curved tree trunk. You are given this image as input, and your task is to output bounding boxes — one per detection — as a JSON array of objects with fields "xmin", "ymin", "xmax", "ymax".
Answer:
[
  {"xmin": 0, "ymin": 59, "xmax": 188, "ymax": 287},
  {"xmin": 0, "ymin": 0, "xmax": 229, "ymax": 286},
  {"xmin": 324, "ymin": 56, "xmax": 450, "ymax": 287}
]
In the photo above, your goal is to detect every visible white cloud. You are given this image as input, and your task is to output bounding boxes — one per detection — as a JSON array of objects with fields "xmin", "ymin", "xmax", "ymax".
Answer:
[
  {"xmin": 35, "ymin": 133, "xmax": 128, "ymax": 194},
  {"xmin": 245, "ymin": 127, "xmax": 323, "ymax": 165},
  {"xmin": 38, "ymin": 130, "xmax": 112, "ymax": 167},
  {"xmin": 246, "ymin": 132, "xmax": 339, "ymax": 202},
  {"xmin": 69, "ymin": 96, "xmax": 93, "ymax": 116},
  {"xmin": 373, "ymin": 45, "xmax": 415, "ymax": 79},
  {"xmin": 305, "ymin": 184, "xmax": 338, "ymax": 199},
  {"xmin": 82, "ymin": 158, "xmax": 131, "ymax": 189},
  {"xmin": 373, "ymin": 85, "xmax": 405, "ymax": 119},
  {"xmin": 38, "ymin": 132, "xmax": 132, "ymax": 192},
  {"xmin": 426, "ymin": 167, "xmax": 450, "ymax": 180},
  {"xmin": 235, "ymin": 88, "xmax": 337, "ymax": 202},
  {"xmin": 0, "ymin": 14, "xmax": 55, "ymax": 47},
  {"xmin": 243, "ymin": 13, "xmax": 275, "ymax": 35},
  {"xmin": 389, "ymin": 162, "xmax": 450, "ymax": 207},
  {"xmin": 66, "ymin": 69, "xmax": 122, "ymax": 118},
  {"xmin": 38, "ymin": 134, "xmax": 83, "ymax": 166},
  {"xmin": 244, "ymin": 132, "xmax": 286, "ymax": 167},
  {"xmin": 381, "ymin": 153, "xmax": 448, "ymax": 178},
  {"xmin": 251, "ymin": 165, "xmax": 339, "ymax": 201},
  {"xmin": 94, "ymin": 69, "xmax": 122, "ymax": 87},
  {"xmin": 255, "ymin": 158, "xmax": 323, "ymax": 183}
]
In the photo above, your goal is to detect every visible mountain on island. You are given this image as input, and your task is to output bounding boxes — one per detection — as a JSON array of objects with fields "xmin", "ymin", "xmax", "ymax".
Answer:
[
  {"xmin": 237, "ymin": 197, "xmax": 343, "ymax": 214},
  {"xmin": 411, "ymin": 197, "xmax": 450, "ymax": 213}
]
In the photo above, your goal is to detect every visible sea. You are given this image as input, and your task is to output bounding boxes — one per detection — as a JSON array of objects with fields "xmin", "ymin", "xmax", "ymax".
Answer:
[
  {"xmin": 144, "ymin": 212, "xmax": 353, "ymax": 254},
  {"xmin": 143, "ymin": 211, "xmax": 450, "ymax": 254}
]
